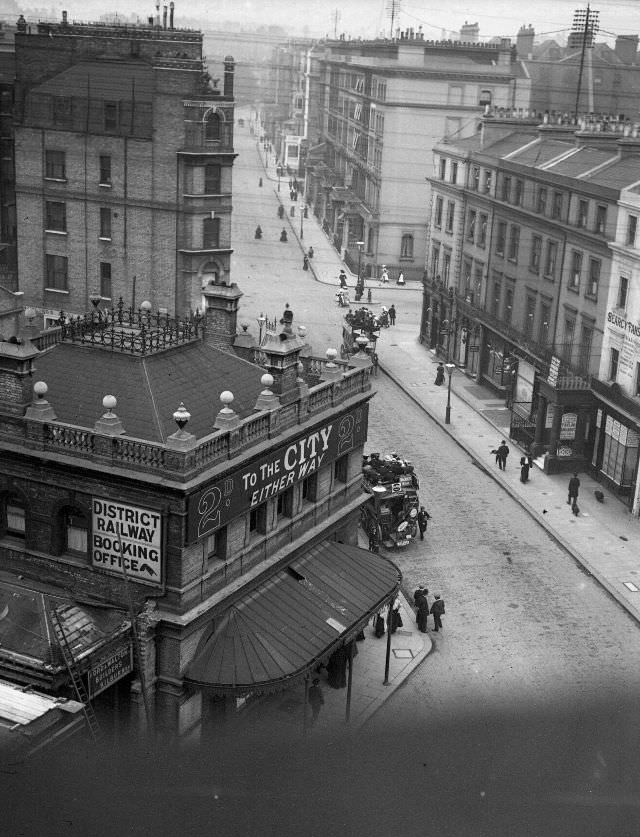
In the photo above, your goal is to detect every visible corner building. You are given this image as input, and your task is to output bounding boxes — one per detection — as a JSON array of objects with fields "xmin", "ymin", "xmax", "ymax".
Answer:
[
  {"xmin": 0, "ymin": 291, "xmax": 399, "ymax": 738},
  {"xmin": 13, "ymin": 16, "xmax": 236, "ymax": 320}
]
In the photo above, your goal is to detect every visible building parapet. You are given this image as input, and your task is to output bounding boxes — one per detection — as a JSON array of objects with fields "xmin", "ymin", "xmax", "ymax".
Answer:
[
  {"xmin": 32, "ymin": 21, "xmax": 202, "ymax": 42},
  {"xmin": 6, "ymin": 364, "xmax": 371, "ymax": 482}
]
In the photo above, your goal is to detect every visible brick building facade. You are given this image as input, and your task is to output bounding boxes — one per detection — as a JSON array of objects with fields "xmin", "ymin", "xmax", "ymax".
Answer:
[{"xmin": 13, "ymin": 15, "xmax": 236, "ymax": 320}]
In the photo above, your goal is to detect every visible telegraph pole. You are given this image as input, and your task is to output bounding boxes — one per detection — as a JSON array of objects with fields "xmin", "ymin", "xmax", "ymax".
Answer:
[{"xmin": 572, "ymin": 5, "xmax": 600, "ymax": 121}]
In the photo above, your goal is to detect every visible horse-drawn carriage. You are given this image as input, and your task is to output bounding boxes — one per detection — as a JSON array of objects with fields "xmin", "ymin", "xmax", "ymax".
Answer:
[
  {"xmin": 360, "ymin": 452, "xmax": 420, "ymax": 550},
  {"xmin": 340, "ymin": 307, "xmax": 381, "ymax": 360}
]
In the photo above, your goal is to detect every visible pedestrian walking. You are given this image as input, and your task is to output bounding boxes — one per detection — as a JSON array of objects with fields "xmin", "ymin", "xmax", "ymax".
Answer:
[
  {"xmin": 339, "ymin": 269, "xmax": 348, "ymax": 288},
  {"xmin": 373, "ymin": 611, "xmax": 385, "ymax": 638},
  {"xmin": 307, "ymin": 246, "xmax": 314, "ymax": 259},
  {"xmin": 520, "ymin": 456, "xmax": 530, "ymax": 483},
  {"xmin": 258, "ymin": 177, "xmax": 263, "ymax": 187},
  {"xmin": 494, "ymin": 440, "xmax": 510, "ymax": 470},
  {"xmin": 430, "ymin": 594, "xmax": 445, "ymax": 632},
  {"xmin": 254, "ymin": 225, "xmax": 262, "ymax": 239},
  {"xmin": 434, "ymin": 363, "xmax": 445, "ymax": 386},
  {"xmin": 568, "ymin": 472, "xmax": 580, "ymax": 506},
  {"xmin": 388, "ymin": 304, "xmax": 396, "ymax": 325},
  {"xmin": 307, "ymin": 677, "xmax": 324, "ymax": 726},
  {"xmin": 417, "ymin": 506, "xmax": 431, "ymax": 540},
  {"xmin": 303, "ymin": 254, "xmax": 309, "ymax": 271},
  {"xmin": 397, "ymin": 271, "xmax": 405, "ymax": 285},
  {"xmin": 280, "ymin": 228, "xmax": 288, "ymax": 242},
  {"xmin": 413, "ymin": 586, "xmax": 427, "ymax": 608},
  {"xmin": 381, "ymin": 266, "xmax": 389, "ymax": 284}
]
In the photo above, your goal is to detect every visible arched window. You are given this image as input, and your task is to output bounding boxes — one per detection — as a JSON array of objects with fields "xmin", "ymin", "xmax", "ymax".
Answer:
[
  {"xmin": 203, "ymin": 217, "xmax": 220, "ymax": 249},
  {"xmin": 65, "ymin": 508, "xmax": 88, "ymax": 555},
  {"xmin": 205, "ymin": 111, "xmax": 221, "ymax": 142},
  {"xmin": 4, "ymin": 495, "xmax": 25, "ymax": 538},
  {"xmin": 400, "ymin": 234, "xmax": 414, "ymax": 259}
]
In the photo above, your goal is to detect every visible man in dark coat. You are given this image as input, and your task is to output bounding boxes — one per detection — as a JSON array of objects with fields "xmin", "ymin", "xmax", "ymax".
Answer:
[
  {"xmin": 417, "ymin": 507, "xmax": 431, "ymax": 540},
  {"xmin": 435, "ymin": 363, "xmax": 445, "ymax": 385},
  {"xmin": 308, "ymin": 677, "xmax": 324, "ymax": 725},
  {"xmin": 430, "ymin": 594, "xmax": 445, "ymax": 632},
  {"xmin": 388, "ymin": 304, "xmax": 396, "ymax": 325},
  {"xmin": 496, "ymin": 440, "xmax": 510, "ymax": 470},
  {"xmin": 568, "ymin": 473, "xmax": 580, "ymax": 506},
  {"xmin": 413, "ymin": 586, "xmax": 427, "ymax": 608},
  {"xmin": 416, "ymin": 595, "xmax": 430, "ymax": 633}
]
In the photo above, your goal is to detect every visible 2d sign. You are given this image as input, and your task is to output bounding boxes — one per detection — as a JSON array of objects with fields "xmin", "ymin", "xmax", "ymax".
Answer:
[
  {"xmin": 91, "ymin": 499, "xmax": 163, "ymax": 586},
  {"xmin": 188, "ymin": 404, "xmax": 368, "ymax": 542}
]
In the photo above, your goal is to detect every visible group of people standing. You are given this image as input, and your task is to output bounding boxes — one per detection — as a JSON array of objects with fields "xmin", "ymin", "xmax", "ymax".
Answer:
[{"xmin": 413, "ymin": 587, "xmax": 445, "ymax": 633}]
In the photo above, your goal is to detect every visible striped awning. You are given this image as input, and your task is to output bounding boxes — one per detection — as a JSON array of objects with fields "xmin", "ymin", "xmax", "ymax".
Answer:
[{"xmin": 184, "ymin": 542, "xmax": 401, "ymax": 696}]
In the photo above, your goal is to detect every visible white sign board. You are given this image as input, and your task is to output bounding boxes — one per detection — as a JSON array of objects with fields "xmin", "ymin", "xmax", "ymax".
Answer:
[{"xmin": 91, "ymin": 498, "xmax": 162, "ymax": 585}]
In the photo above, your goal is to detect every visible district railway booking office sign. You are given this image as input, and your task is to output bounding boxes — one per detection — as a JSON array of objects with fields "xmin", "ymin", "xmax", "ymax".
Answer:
[
  {"xmin": 91, "ymin": 498, "xmax": 163, "ymax": 586},
  {"xmin": 188, "ymin": 406, "xmax": 368, "ymax": 542}
]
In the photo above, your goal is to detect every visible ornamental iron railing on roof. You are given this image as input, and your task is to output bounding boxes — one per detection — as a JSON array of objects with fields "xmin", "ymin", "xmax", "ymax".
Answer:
[{"xmin": 55, "ymin": 298, "xmax": 205, "ymax": 355}]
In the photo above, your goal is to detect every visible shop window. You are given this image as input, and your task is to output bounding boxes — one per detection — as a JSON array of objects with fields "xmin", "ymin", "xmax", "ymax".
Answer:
[
  {"xmin": 45, "ymin": 254, "xmax": 68, "ymax": 291},
  {"xmin": 65, "ymin": 509, "xmax": 88, "ymax": 555},
  {"xmin": 334, "ymin": 455, "xmax": 348, "ymax": 484},
  {"xmin": 45, "ymin": 149, "xmax": 66, "ymax": 180},
  {"xmin": 249, "ymin": 502, "xmax": 267, "ymax": 536},
  {"xmin": 45, "ymin": 201, "xmax": 66, "ymax": 233},
  {"xmin": 4, "ymin": 496, "xmax": 25, "ymax": 538},
  {"xmin": 609, "ymin": 347, "xmax": 619, "ymax": 381},
  {"xmin": 601, "ymin": 415, "xmax": 639, "ymax": 486},
  {"xmin": 400, "ymin": 234, "xmax": 414, "ymax": 259},
  {"xmin": 302, "ymin": 474, "xmax": 317, "ymax": 503}
]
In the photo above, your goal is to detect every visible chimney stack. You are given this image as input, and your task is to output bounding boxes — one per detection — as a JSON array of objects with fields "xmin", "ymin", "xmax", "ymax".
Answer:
[
  {"xmin": 162, "ymin": 5, "xmax": 167, "ymax": 28},
  {"xmin": 169, "ymin": 1, "xmax": 175, "ymax": 29},
  {"xmin": 224, "ymin": 55, "xmax": 235, "ymax": 98}
]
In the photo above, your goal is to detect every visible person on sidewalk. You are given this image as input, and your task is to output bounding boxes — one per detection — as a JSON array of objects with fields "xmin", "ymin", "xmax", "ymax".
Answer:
[
  {"xmin": 388, "ymin": 304, "xmax": 396, "ymax": 326},
  {"xmin": 308, "ymin": 678, "xmax": 324, "ymax": 726},
  {"xmin": 381, "ymin": 266, "xmax": 389, "ymax": 284},
  {"xmin": 520, "ymin": 456, "xmax": 530, "ymax": 483},
  {"xmin": 417, "ymin": 506, "xmax": 431, "ymax": 540},
  {"xmin": 430, "ymin": 594, "xmax": 445, "ymax": 632},
  {"xmin": 397, "ymin": 271, "xmax": 405, "ymax": 286},
  {"xmin": 435, "ymin": 363, "xmax": 445, "ymax": 386},
  {"xmin": 339, "ymin": 269, "xmax": 348, "ymax": 288},
  {"xmin": 388, "ymin": 599, "xmax": 403, "ymax": 634},
  {"xmin": 416, "ymin": 595, "xmax": 430, "ymax": 633},
  {"xmin": 307, "ymin": 246, "xmax": 314, "ymax": 259},
  {"xmin": 373, "ymin": 611, "xmax": 386, "ymax": 638},
  {"xmin": 413, "ymin": 586, "xmax": 427, "ymax": 608},
  {"xmin": 280, "ymin": 228, "xmax": 288, "ymax": 242},
  {"xmin": 303, "ymin": 254, "xmax": 309, "ymax": 271},
  {"xmin": 568, "ymin": 473, "xmax": 580, "ymax": 506},
  {"xmin": 496, "ymin": 440, "xmax": 510, "ymax": 471}
]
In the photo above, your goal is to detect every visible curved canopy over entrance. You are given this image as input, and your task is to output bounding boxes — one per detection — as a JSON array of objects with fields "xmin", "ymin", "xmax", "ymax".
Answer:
[{"xmin": 184, "ymin": 542, "xmax": 401, "ymax": 696}]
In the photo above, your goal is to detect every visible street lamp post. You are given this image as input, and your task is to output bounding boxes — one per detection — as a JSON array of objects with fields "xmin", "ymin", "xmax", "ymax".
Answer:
[
  {"xmin": 445, "ymin": 362, "xmax": 455, "ymax": 424},
  {"xmin": 356, "ymin": 240, "xmax": 364, "ymax": 301}
]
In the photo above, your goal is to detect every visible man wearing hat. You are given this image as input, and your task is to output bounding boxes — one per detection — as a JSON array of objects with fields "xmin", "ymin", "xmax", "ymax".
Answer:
[{"xmin": 430, "ymin": 594, "xmax": 445, "ymax": 632}]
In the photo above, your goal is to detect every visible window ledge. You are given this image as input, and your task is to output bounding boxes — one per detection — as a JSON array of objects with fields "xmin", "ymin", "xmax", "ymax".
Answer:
[
  {"xmin": 44, "ymin": 177, "xmax": 67, "ymax": 183},
  {"xmin": 99, "ymin": 182, "xmax": 112, "ymax": 188},
  {"xmin": 99, "ymin": 236, "xmax": 112, "ymax": 242},
  {"xmin": 45, "ymin": 229, "xmax": 67, "ymax": 235},
  {"xmin": 567, "ymin": 285, "xmax": 580, "ymax": 294},
  {"xmin": 399, "ymin": 257, "xmax": 414, "ymax": 262},
  {"xmin": 44, "ymin": 287, "xmax": 69, "ymax": 294}
]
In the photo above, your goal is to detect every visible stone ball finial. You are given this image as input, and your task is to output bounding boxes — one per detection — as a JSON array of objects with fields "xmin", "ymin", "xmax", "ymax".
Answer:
[
  {"xmin": 33, "ymin": 381, "xmax": 48, "ymax": 398},
  {"xmin": 261, "ymin": 373, "xmax": 274, "ymax": 389},
  {"xmin": 103, "ymin": 395, "xmax": 117, "ymax": 414},
  {"xmin": 220, "ymin": 390, "xmax": 234, "ymax": 406},
  {"xmin": 139, "ymin": 300, "xmax": 152, "ymax": 313},
  {"xmin": 298, "ymin": 325, "xmax": 307, "ymax": 338},
  {"xmin": 326, "ymin": 348, "xmax": 338, "ymax": 362}
]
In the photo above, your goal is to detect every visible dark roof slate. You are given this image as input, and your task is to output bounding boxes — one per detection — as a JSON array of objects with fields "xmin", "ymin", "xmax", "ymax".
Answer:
[
  {"xmin": 34, "ymin": 340, "xmax": 265, "ymax": 443},
  {"xmin": 581, "ymin": 155, "xmax": 640, "ymax": 189},
  {"xmin": 545, "ymin": 147, "xmax": 617, "ymax": 177},
  {"xmin": 508, "ymin": 138, "xmax": 573, "ymax": 167}
]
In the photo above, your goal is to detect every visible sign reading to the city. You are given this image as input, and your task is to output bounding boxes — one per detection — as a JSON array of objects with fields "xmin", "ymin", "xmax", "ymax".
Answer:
[
  {"xmin": 91, "ymin": 499, "xmax": 163, "ymax": 585},
  {"xmin": 188, "ymin": 405, "xmax": 368, "ymax": 542},
  {"xmin": 87, "ymin": 643, "xmax": 133, "ymax": 699}
]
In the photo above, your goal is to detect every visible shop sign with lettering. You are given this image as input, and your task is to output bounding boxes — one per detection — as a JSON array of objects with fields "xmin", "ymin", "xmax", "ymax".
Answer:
[
  {"xmin": 188, "ymin": 405, "xmax": 368, "ymax": 541},
  {"xmin": 91, "ymin": 499, "xmax": 163, "ymax": 585},
  {"xmin": 87, "ymin": 643, "xmax": 133, "ymax": 698},
  {"xmin": 560, "ymin": 412, "xmax": 578, "ymax": 440}
]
